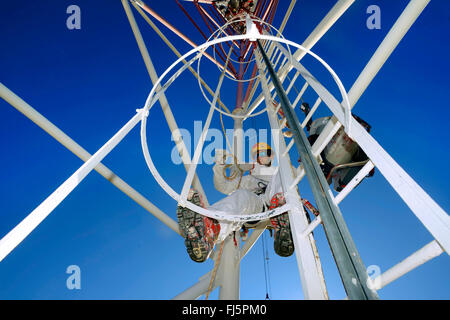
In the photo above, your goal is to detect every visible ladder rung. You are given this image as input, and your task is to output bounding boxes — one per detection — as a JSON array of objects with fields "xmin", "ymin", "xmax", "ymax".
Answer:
[
  {"xmin": 283, "ymin": 139, "xmax": 295, "ymax": 157},
  {"xmin": 301, "ymin": 215, "xmax": 322, "ymax": 237},
  {"xmin": 301, "ymin": 97, "xmax": 321, "ymax": 128},
  {"xmin": 286, "ymin": 71, "xmax": 301, "ymax": 95},
  {"xmin": 292, "ymin": 82, "xmax": 309, "ymax": 109},
  {"xmin": 274, "ymin": 102, "xmax": 281, "ymax": 114},
  {"xmin": 289, "ymin": 172, "xmax": 303, "ymax": 190},
  {"xmin": 334, "ymin": 161, "xmax": 375, "ymax": 205}
]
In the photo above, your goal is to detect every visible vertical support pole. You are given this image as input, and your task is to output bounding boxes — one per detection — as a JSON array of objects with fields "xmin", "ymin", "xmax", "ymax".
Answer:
[
  {"xmin": 218, "ymin": 233, "xmax": 241, "ymax": 300},
  {"xmin": 255, "ymin": 51, "xmax": 328, "ymax": 300},
  {"xmin": 257, "ymin": 40, "xmax": 378, "ymax": 300},
  {"xmin": 218, "ymin": 114, "xmax": 242, "ymax": 300},
  {"xmin": 217, "ymin": 42, "xmax": 246, "ymax": 298}
]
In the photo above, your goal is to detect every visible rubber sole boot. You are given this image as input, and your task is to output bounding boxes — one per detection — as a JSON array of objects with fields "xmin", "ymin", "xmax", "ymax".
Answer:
[
  {"xmin": 269, "ymin": 193, "xmax": 294, "ymax": 257},
  {"xmin": 176, "ymin": 190, "xmax": 220, "ymax": 263},
  {"xmin": 271, "ymin": 213, "xmax": 294, "ymax": 257}
]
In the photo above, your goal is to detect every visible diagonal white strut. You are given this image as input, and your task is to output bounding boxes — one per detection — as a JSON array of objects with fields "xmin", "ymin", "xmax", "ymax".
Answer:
[
  {"xmin": 180, "ymin": 48, "xmax": 232, "ymax": 204},
  {"xmin": 245, "ymin": 0, "xmax": 355, "ymax": 118},
  {"xmin": 0, "ymin": 82, "xmax": 181, "ymax": 236},
  {"xmin": 297, "ymin": 0, "xmax": 432, "ymax": 163},
  {"xmin": 272, "ymin": 39, "xmax": 450, "ymax": 254},
  {"xmin": 122, "ymin": 0, "xmax": 211, "ymax": 206},
  {"xmin": 0, "ymin": 109, "xmax": 144, "ymax": 262}
]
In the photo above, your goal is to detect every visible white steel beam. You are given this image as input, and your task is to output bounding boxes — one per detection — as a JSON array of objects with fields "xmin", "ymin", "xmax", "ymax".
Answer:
[
  {"xmin": 240, "ymin": 222, "xmax": 270, "ymax": 260},
  {"xmin": 334, "ymin": 161, "xmax": 375, "ymax": 205},
  {"xmin": 0, "ymin": 108, "xmax": 143, "ymax": 262},
  {"xmin": 370, "ymin": 240, "xmax": 444, "ymax": 290},
  {"xmin": 217, "ymin": 83, "xmax": 244, "ymax": 301},
  {"xmin": 256, "ymin": 51, "xmax": 328, "ymax": 300},
  {"xmin": 285, "ymin": 71, "xmax": 301, "ymax": 95},
  {"xmin": 173, "ymin": 271, "xmax": 217, "ymax": 300},
  {"xmin": 301, "ymin": 216, "xmax": 322, "ymax": 238},
  {"xmin": 217, "ymin": 233, "xmax": 241, "ymax": 300},
  {"xmin": 288, "ymin": 0, "xmax": 433, "ymax": 195},
  {"xmin": 349, "ymin": 0, "xmax": 431, "ymax": 107},
  {"xmin": 309, "ymin": 0, "xmax": 432, "ymax": 160},
  {"xmin": 278, "ymin": 0, "xmax": 297, "ymax": 34},
  {"xmin": 246, "ymin": 0, "xmax": 355, "ymax": 117},
  {"xmin": 180, "ymin": 48, "xmax": 230, "ymax": 204},
  {"xmin": 301, "ymin": 97, "xmax": 321, "ymax": 128},
  {"xmin": 130, "ymin": 0, "xmax": 232, "ymax": 115},
  {"xmin": 130, "ymin": 0, "xmax": 235, "ymax": 78},
  {"xmin": 287, "ymin": 55, "xmax": 450, "ymax": 254},
  {"xmin": 122, "ymin": 0, "xmax": 210, "ymax": 205},
  {"xmin": 0, "ymin": 83, "xmax": 180, "ymax": 236}
]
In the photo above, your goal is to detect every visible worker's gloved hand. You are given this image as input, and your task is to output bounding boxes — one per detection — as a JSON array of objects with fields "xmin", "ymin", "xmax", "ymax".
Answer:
[
  {"xmin": 237, "ymin": 163, "xmax": 253, "ymax": 172},
  {"xmin": 300, "ymin": 102, "xmax": 310, "ymax": 114},
  {"xmin": 214, "ymin": 149, "xmax": 228, "ymax": 165}
]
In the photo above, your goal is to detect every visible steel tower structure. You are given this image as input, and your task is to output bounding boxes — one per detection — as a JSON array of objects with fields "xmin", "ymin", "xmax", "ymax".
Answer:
[{"xmin": 0, "ymin": 0, "xmax": 448, "ymax": 300}]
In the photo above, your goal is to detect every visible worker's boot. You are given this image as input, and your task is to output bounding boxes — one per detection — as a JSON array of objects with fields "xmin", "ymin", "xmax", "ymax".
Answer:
[
  {"xmin": 269, "ymin": 193, "xmax": 294, "ymax": 257},
  {"xmin": 176, "ymin": 189, "xmax": 220, "ymax": 263}
]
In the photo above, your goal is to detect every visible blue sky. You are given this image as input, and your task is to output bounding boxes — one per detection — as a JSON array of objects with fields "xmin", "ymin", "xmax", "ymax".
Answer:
[{"xmin": 0, "ymin": 0, "xmax": 449, "ymax": 300}]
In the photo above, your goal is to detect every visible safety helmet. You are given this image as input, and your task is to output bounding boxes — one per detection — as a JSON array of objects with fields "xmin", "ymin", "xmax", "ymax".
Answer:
[{"xmin": 251, "ymin": 142, "xmax": 272, "ymax": 159}]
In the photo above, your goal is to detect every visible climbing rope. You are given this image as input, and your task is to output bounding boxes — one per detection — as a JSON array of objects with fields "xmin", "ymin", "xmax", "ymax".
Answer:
[
  {"xmin": 261, "ymin": 230, "xmax": 272, "ymax": 300},
  {"xmin": 205, "ymin": 239, "xmax": 225, "ymax": 300}
]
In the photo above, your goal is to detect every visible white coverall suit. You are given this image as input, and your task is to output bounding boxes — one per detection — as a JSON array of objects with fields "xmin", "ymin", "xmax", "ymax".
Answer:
[{"xmin": 208, "ymin": 149, "xmax": 283, "ymax": 240}]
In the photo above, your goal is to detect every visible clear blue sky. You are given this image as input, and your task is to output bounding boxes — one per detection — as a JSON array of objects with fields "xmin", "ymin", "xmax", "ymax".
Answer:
[{"xmin": 0, "ymin": 0, "xmax": 449, "ymax": 300}]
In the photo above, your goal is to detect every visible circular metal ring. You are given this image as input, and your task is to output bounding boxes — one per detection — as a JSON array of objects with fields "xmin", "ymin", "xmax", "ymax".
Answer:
[{"xmin": 140, "ymin": 31, "xmax": 351, "ymax": 222}]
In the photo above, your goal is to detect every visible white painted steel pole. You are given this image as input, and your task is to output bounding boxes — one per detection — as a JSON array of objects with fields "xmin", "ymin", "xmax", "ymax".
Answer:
[
  {"xmin": 240, "ymin": 223, "xmax": 269, "ymax": 260},
  {"xmin": 179, "ymin": 48, "xmax": 230, "ymax": 203},
  {"xmin": 348, "ymin": 0, "xmax": 431, "ymax": 107},
  {"xmin": 0, "ymin": 109, "xmax": 143, "ymax": 262},
  {"xmin": 218, "ymin": 120, "xmax": 243, "ymax": 300},
  {"xmin": 122, "ymin": 0, "xmax": 210, "ymax": 206},
  {"xmin": 217, "ymin": 60, "xmax": 246, "ymax": 299},
  {"xmin": 130, "ymin": 0, "xmax": 235, "ymax": 78},
  {"xmin": 0, "ymin": 83, "xmax": 181, "ymax": 236},
  {"xmin": 256, "ymin": 51, "xmax": 328, "ymax": 300},
  {"xmin": 218, "ymin": 233, "xmax": 241, "ymax": 300},
  {"xmin": 309, "ymin": 0, "xmax": 432, "ymax": 159},
  {"xmin": 173, "ymin": 273, "xmax": 215, "ymax": 300},
  {"xmin": 292, "ymin": 0, "xmax": 355, "ymax": 62},
  {"xmin": 286, "ymin": 52, "xmax": 450, "ymax": 254},
  {"xmin": 130, "ymin": 1, "xmax": 232, "ymax": 115},
  {"xmin": 371, "ymin": 241, "xmax": 444, "ymax": 290},
  {"xmin": 334, "ymin": 161, "xmax": 375, "ymax": 205},
  {"xmin": 278, "ymin": 0, "xmax": 297, "ymax": 34},
  {"xmin": 245, "ymin": 0, "xmax": 355, "ymax": 117}
]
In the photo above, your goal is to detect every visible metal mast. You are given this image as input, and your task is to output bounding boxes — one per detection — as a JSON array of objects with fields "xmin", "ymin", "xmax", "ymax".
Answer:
[
  {"xmin": 256, "ymin": 39, "xmax": 378, "ymax": 300},
  {"xmin": 0, "ymin": 0, "xmax": 448, "ymax": 301}
]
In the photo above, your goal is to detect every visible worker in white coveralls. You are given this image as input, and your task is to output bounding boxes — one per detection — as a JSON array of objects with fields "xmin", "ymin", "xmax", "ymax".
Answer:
[{"xmin": 176, "ymin": 142, "xmax": 294, "ymax": 263}]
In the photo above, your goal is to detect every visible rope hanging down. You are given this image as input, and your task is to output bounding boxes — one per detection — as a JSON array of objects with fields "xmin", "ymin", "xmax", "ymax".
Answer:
[
  {"xmin": 262, "ymin": 230, "xmax": 272, "ymax": 300},
  {"xmin": 205, "ymin": 240, "xmax": 225, "ymax": 300}
]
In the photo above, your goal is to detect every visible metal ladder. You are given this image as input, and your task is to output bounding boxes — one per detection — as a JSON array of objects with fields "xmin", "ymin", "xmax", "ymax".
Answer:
[{"xmin": 252, "ymin": 28, "xmax": 449, "ymax": 299}]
